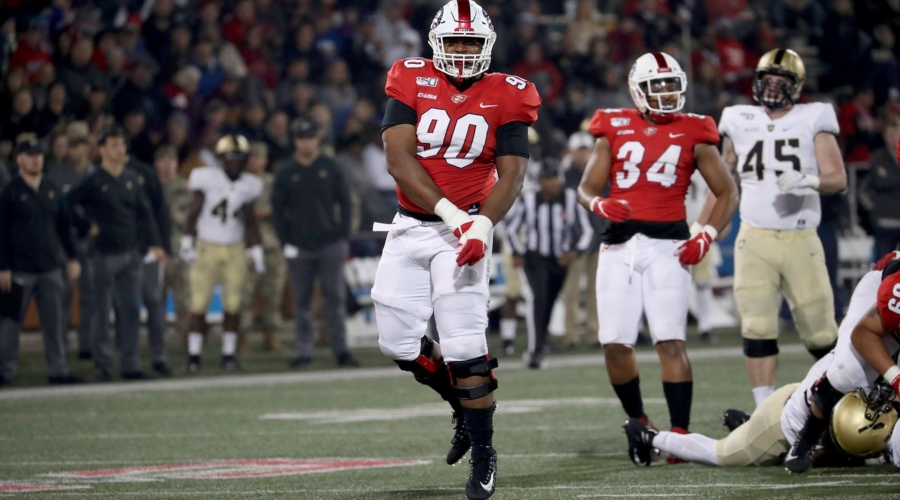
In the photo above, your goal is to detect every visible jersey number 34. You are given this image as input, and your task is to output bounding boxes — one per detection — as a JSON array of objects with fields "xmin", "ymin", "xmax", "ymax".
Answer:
[{"xmin": 615, "ymin": 141, "xmax": 682, "ymax": 189}]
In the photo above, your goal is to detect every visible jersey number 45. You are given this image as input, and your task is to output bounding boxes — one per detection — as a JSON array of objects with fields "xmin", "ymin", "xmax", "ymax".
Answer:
[{"xmin": 741, "ymin": 139, "xmax": 801, "ymax": 180}]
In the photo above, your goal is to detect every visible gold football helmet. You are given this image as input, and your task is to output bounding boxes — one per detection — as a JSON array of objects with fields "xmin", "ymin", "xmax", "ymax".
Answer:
[
  {"xmin": 215, "ymin": 134, "xmax": 250, "ymax": 160},
  {"xmin": 753, "ymin": 48, "xmax": 806, "ymax": 110},
  {"xmin": 829, "ymin": 389, "xmax": 898, "ymax": 458}
]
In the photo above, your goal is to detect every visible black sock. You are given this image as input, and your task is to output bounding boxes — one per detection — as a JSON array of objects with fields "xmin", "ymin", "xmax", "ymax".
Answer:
[
  {"xmin": 612, "ymin": 377, "xmax": 645, "ymax": 419},
  {"xmin": 463, "ymin": 404, "xmax": 495, "ymax": 456},
  {"xmin": 414, "ymin": 366, "xmax": 464, "ymax": 414},
  {"xmin": 662, "ymin": 381, "xmax": 693, "ymax": 430}
]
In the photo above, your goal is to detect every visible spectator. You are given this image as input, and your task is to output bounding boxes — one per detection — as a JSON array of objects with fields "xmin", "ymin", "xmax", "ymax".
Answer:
[
  {"xmin": 512, "ymin": 41, "xmax": 565, "ymax": 107},
  {"xmin": 165, "ymin": 111, "xmax": 192, "ymax": 163},
  {"xmin": 223, "ymin": 0, "xmax": 256, "ymax": 46},
  {"xmin": 771, "ymin": 0, "xmax": 826, "ymax": 42},
  {"xmin": 239, "ymin": 25, "xmax": 277, "ymax": 89},
  {"xmin": 238, "ymin": 101, "xmax": 267, "ymax": 143},
  {"xmin": 0, "ymin": 134, "xmax": 83, "ymax": 385},
  {"xmin": 284, "ymin": 82, "xmax": 315, "ymax": 121},
  {"xmin": 567, "ymin": 0, "xmax": 606, "ymax": 55},
  {"xmin": 838, "ymin": 87, "xmax": 878, "ymax": 163},
  {"xmin": 44, "ymin": 131, "xmax": 69, "ymax": 173},
  {"xmin": 820, "ymin": 0, "xmax": 869, "ymax": 91},
  {"xmin": 67, "ymin": 126, "xmax": 164, "ymax": 381},
  {"xmin": 57, "ymin": 37, "xmax": 104, "ymax": 110},
  {"xmin": 9, "ymin": 19, "xmax": 51, "ymax": 83},
  {"xmin": 318, "ymin": 59, "xmax": 357, "ymax": 119},
  {"xmin": 866, "ymin": 24, "xmax": 900, "ymax": 106},
  {"xmin": 276, "ymin": 59, "xmax": 313, "ymax": 108},
  {"xmin": 164, "ymin": 65, "xmax": 202, "ymax": 115},
  {"xmin": 190, "ymin": 37, "xmax": 224, "ymax": 98},
  {"xmin": 372, "ymin": 0, "xmax": 421, "ymax": 68},
  {"xmin": 271, "ymin": 117, "xmax": 358, "ymax": 368},
  {"xmin": 155, "ymin": 145, "xmax": 192, "ymax": 346},
  {"xmin": 113, "ymin": 58, "xmax": 170, "ymax": 129},
  {"xmin": 263, "ymin": 111, "xmax": 293, "ymax": 166},
  {"xmin": 714, "ymin": 21, "xmax": 754, "ymax": 94},
  {"xmin": 240, "ymin": 141, "xmax": 285, "ymax": 353},
  {"xmin": 634, "ymin": 0, "xmax": 681, "ymax": 51},
  {"xmin": 284, "ymin": 23, "xmax": 326, "ymax": 82},
  {"xmin": 361, "ymin": 127, "xmax": 395, "ymax": 212},
  {"xmin": 123, "ymin": 108, "xmax": 156, "ymax": 165},
  {"xmin": 866, "ymin": 120, "xmax": 900, "ymax": 259},
  {"xmin": 163, "ymin": 23, "xmax": 194, "ymax": 82},
  {"xmin": 46, "ymin": 125, "xmax": 96, "ymax": 360},
  {"xmin": 3, "ymin": 89, "xmax": 39, "ymax": 141}
]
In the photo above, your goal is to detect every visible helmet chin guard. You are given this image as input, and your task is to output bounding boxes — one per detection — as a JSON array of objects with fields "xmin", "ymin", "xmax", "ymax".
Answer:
[
  {"xmin": 628, "ymin": 52, "xmax": 687, "ymax": 122},
  {"xmin": 429, "ymin": 0, "xmax": 496, "ymax": 79}
]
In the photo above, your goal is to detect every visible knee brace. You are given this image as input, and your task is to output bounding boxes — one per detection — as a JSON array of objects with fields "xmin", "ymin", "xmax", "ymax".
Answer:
[
  {"xmin": 807, "ymin": 341, "xmax": 836, "ymax": 360},
  {"xmin": 394, "ymin": 335, "xmax": 444, "ymax": 375},
  {"xmin": 395, "ymin": 336, "xmax": 462, "ymax": 413},
  {"xmin": 743, "ymin": 338, "xmax": 779, "ymax": 358},
  {"xmin": 811, "ymin": 376, "xmax": 844, "ymax": 416},
  {"xmin": 448, "ymin": 356, "xmax": 499, "ymax": 400}
]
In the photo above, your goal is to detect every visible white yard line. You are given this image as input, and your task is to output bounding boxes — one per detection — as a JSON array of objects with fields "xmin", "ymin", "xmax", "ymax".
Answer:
[{"xmin": 0, "ymin": 344, "xmax": 808, "ymax": 401}]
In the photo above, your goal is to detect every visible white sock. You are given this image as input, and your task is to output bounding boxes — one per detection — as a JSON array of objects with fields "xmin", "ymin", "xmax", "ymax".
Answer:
[
  {"xmin": 188, "ymin": 332, "xmax": 204, "ymax": 356},
  {"xmin": 222, "ymin": 331, "xmax": 237, "ymax": 356},
  {"xmin": 653, "ymin": 430, "xmax": 720, "ymax": 466},
  {"xmin": 695, "ymin": 284, "xmax": 713, "ymax": 333},
  {"xmin": 500, "ymin": 319, "xmax": 517, "ymax": 341},
  {"xmin": 752, "ymin": 385, "xmax": 776, "ymax": 407}
]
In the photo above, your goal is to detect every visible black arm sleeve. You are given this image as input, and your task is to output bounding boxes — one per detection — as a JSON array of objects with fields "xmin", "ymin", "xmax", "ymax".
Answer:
[
  {"xmin": 381, "ymin": 98, "xmax": 417, "ymax": 132},
  {"xmin": 495, "ymin": 121, "xmax": 530, "ymax": 159}
]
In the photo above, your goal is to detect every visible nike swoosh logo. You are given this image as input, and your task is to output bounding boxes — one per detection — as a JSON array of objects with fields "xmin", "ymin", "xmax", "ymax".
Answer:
[
  {"xmin": 480, "ymin": 103, "xmax": 498, "ymax": 108},
  {"xmin": 481, "ymin": 471, "xmax": 495, "ymax": 491},
  {"xmin": 669, "ymin": 133, "xmax": 685, "ymax": 138}
]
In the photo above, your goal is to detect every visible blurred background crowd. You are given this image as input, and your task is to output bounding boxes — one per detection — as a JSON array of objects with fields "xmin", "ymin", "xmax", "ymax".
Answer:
[{"xmin": 1, "ymin": 0, "xmax": 900, "ymax": 383}]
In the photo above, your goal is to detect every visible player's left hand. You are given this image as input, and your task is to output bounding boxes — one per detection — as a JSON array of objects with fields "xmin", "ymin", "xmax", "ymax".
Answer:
[
  {"xmin": 675, "ymin": 224, "xmax": 718, "ymax": 265},
  {"xmin": 456, "ymin": 215, "xmax": 493, "ymax": 267},
  {"xmin": 247, "ymin": 245, "xmax": 265, "ymax": 274},
  {"xmin": 558, "ymin": 251, "xmax": 578, "ymax": 267},
  {"xmin": 873, "ymin": 251, "xmax": 900, "ymax": 271},
  {"xmin": 776, "ymin": 170, "xmax": 820, "ymax": 192}
]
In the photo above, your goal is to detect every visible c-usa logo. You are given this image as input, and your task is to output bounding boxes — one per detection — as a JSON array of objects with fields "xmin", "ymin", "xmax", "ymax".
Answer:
[{"xmin": 431, "ymin": 7, "xmax": 444, "ymax": 29}]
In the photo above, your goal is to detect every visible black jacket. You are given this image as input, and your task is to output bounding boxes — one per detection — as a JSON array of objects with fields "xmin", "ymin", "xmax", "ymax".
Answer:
[
  {"xmin": 272, "ymin": 155, "xmax": 352, "ymax": 250},
  {"xmin": 0, "ymin": 177, "xmax": 77, "ymax": 273}
]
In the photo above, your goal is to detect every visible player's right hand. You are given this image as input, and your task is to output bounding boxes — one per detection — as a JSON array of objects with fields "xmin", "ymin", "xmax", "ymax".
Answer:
[
  {"xmin": 590, "ymin": 197, "xmax": 631, "ymax": 223},
  {"xmin": 283, "ymin": 244, "xmax": 300, "ymax": 259},
  {"xmin": 885, "ymin": 366, "xmax": 900, "ymax": 397},
  {"xmin": 874, "ymin": 251, "xmax": 900, "ymax": 271},
  {"xmin": 179, "ymin": 235, "xmax": 196, "ymax": 264},
  {"xmin": 434, "ymin": 198, "xmax": 472, "ymax": 238}
]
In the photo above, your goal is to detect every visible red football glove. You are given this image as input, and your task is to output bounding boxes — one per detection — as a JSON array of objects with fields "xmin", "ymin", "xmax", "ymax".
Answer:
[
  {"xmin": 874, "ymin": 251, "xmax": 900, "ymax": 271},
  {"xmin": 590, "ymin": 197, "xmax": 631, "ymax": 223},
  {"xmin": 456, "ymin": 215, "xmax": 493, "ymax": 267},
  {"xmin": 675, "ymin": 225, "xmax": 718, "ymax": 265},
  {"xmin": 885, "ymin": 366, "xmax": 900, "ymax": 397}
]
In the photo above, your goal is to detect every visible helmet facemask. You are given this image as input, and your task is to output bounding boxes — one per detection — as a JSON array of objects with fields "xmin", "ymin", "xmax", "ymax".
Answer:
[
  {"xmin": 429, "ymin": 32, "xmax": 495, "ymax": 79},
  {"xmin": 753, "ymin": 71, "xmax": 799, "ymax": 110},
  {"xmin": 630, "ymin": 73, "xmax": 686, "ymax": 123}
]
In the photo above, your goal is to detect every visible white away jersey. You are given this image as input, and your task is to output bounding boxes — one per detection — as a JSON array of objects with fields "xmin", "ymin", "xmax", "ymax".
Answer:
[
  {"xmin": 719, "ymin": 103, "xmax": 839, "ymax": 230},
  {"xmin": 188, "ymin": 166, "xmax": 263, "ymax": 245}
]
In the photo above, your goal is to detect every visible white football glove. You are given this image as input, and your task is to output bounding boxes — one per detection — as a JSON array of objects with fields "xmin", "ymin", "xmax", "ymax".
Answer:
[
  {"xmin": 179, "ymin": 235, "xmax": 196, "ymax": 264},
  {"xmin": 283, "ymin": 244, "xmax": 300, "ymax": 259},
  {"xmin": 247, "ymin": 245, "xmax": 265, "ymax": 274},
  {"xmin": 434, "ymin": 198, "xmax": 473, "ymax": 238},
  {"xmin": 776, "ymin": 170, "xmax": 820, "ymax": 192}
]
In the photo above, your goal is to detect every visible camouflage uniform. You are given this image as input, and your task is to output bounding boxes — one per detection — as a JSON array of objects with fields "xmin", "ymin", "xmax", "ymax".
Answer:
[
  {"xmin": 242, "ymin": 173, "xmax": 286, "ymax": 340},
  {"xmin": 162, "ymin": 175, "xmax": 192, "ymax": 340}
]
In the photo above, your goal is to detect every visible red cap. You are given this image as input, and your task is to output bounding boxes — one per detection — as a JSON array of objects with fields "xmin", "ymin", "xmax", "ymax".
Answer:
[{"xmin": 878, "ymin": 272, "xmax": 900, "ymax": 332}]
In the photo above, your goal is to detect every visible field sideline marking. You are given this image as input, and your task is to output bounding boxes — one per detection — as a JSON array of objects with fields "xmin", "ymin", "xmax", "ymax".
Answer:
[
  {"xmin": 4, "ymin": 480, "xmax": 900, "ymax": 497},
  {"xmin": 0, "ymin": 344, "xmax": 808, "ymax": 401}
]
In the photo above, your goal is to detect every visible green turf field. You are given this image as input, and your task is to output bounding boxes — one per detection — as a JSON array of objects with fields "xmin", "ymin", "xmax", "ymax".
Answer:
[{"xmin": 1, "ymin": 329, "xmax": 899, "ymax": 499}]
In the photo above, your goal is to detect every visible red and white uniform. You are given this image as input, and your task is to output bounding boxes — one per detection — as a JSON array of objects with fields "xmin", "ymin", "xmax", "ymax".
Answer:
[
  {"xmin": 588, "ymin": 108, "xmax": 719, "ymax": 346},
  {"xmin": 372, "ymin": 59, "xmax": 540, "ymax": 363}
]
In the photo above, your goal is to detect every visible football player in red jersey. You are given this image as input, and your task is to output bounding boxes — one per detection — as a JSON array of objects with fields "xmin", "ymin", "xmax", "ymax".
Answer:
[
  {"xmin": 577, "ymin": 52, "xmax": 738, "ymax": 466},
  {"xmin": 370, "ymin": 1, "xmax": 540, "ymax": 498}
]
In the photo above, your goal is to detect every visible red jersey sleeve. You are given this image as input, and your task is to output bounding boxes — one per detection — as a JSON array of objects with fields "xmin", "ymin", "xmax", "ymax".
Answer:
[
  {"xmin": 588, "ymin": 109, "xmax": 611, "ymax": 139},
  {"xmin": 692, "ymin": 114, "xmax": 720, "ymax": 145},
  {"xmin": 500, "ymin": 80, "xmax": 541, "ymax": 126},
  {"xmin": 878, "ymin": 273, "xmax": 900, "ymax": 332},
  {"xmin": 385, "ymin": 59, "xmax": 419, "ymax": 109}
]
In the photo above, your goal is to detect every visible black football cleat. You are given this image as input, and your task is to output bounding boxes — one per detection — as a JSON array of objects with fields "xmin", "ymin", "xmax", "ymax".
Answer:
[
  {"xmin": 220, "ymin": 355, "xmax": 242, "ymax": 371},
  {"xmin": 465, "ymin": 446, "xmax": 497, "ymax": 500},
  {"xmin": 623, "ymin": 417, "xmax": 659, "ymax": 467},
  {"xmin": 186, "ymin": 355, "xmax": 201, "ymax": 373},
  {"xmin": 447, "ymin": 412, "xmax": 471, "ymax": 465},
  {"xmin": 784, "ymin": 438, "xmax": 816, "ymax": 473},
  {"xmin": 722, "ymin": 409, "xmax": 751, "ymax": 432}
]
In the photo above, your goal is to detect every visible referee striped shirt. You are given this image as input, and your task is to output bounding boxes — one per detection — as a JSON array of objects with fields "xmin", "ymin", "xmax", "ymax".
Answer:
[{"xmin": 504, "ymin": 188, "xmax": 593, "ymax": 258}]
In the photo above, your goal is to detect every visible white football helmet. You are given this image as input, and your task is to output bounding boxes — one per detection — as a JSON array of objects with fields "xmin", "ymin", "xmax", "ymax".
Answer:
[
  {"xmin": 628, "ymin": 52, "xmax": 687, "ymax": 118},
  {"xmin": 428, "ymin": 0, "xmax": 496, "ymax": 79}
]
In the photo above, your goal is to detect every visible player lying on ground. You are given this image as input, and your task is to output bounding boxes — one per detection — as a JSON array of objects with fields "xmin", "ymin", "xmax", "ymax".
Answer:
[{"xmin": 785, "ymin": 252, "xmax": 900, "ymax": 472}]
